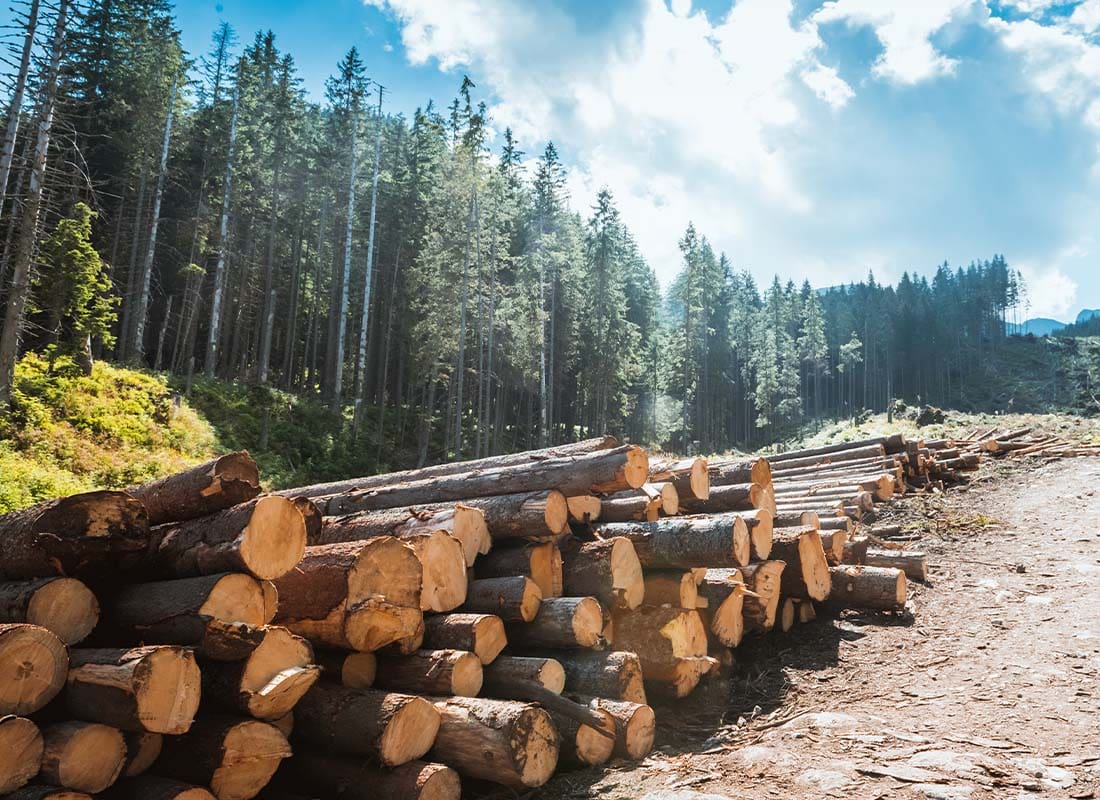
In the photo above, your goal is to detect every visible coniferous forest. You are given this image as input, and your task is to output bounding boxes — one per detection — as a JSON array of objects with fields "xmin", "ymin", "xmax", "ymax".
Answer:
[{"xmin": 0, "ymin": 0, "xmax": 1039, "ymax": 468}]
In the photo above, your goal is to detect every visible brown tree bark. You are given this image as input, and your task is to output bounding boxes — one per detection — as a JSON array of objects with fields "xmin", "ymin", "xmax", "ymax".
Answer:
[
  {"xmin": 505, "ymin": 597, "xmax": 604, "ymax": 649},
  {"xmin": 481, "ymin": 656, "xmax": 565, "ymax": 696},
  {"xmin": 280, "ymin": 755, "xmax": 459, "ymax": 800},
  {"xmin": 648, "ymin": 457, "xmax": 709, "ymax": 501},
  {"xmin": 374, "ymin": 649, "xmax": 483, "ymax": 697},
  {"xmin": 312, "ymin": 505, "xmax": 490, "ymax": 566},
  {"xmin": 124, "ymin": 453, "xmax": 259, "ymax": 526},
  {"xmin": 474, "ymin": 542, "xmax": 562, "ymax": 598},
  {"xmin": 421, "ymin": 614, "xmax": 506, "ymax": 665},
  {"xmin": 594, "ymin": 515, "xmax": 747, "ymax": 569},
  {"xmin": 0, "ymin": 578, "xmax": 98, "ymax": 644},
  {"xmin": 39, "ymin": 722, "xmax": 125, "ymax": 793},
  {"xmin": 559, "ymin": 537, "xmax": 644, "ymax": 611},
  {"xmin": 462, "ymin": 577, "xmax": 542, "ymax": 622},
  {"xmin": 542, "ymin": 651, "xmax": 646, "ymax": 704},
  {"xmin": 827, "ymin": 565, "xmax": 907, "ymax": 611},
  {"xmin": 201, "ymin": 627, "xmax": 319, "ymax": 721}
]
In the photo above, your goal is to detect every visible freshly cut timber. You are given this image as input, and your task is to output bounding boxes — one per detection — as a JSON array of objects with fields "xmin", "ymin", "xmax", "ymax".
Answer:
[
  {"xmin": 312, "ymin": 505, "xmax": 490, "ymax": 567},
  {"xmin": 843, "ymin": 535, "xmax": 870, "ymax": 565},
  {"xmin": 648, "ymin": 457, "xmax": 709, "ymax": 501},
  {"xmin": 0, "ymin": 578, "xmax": 98, "ymax": 644},
  {"xmin": 575, "ymin": 696, "xmax": 655, "ymax": 760},
  {"xmin": 430, "ymin": 697, "xmax": 559, "ymax": 789},
  {"xmin": 201, "ymin": 627, "xmax": 319, "ymax": 721},
  {"xmin": 143, "ymin": 496, "xmax": 306, "ymax": 581},
  {"xmin": 453, "ymin": 491, "xmax": 570, "ymax": 540},
  {"xmin": 374, "ymin": 650, "xmax": 483, "ymax": 697},
  {"xmin": 708, "ymin": 457, "xmax": 772, "ymax": 488},
  {"xmin": 828, "ymin": 565, "xmax": 908, "ymax": 611},
  {"xmin": 313, "ymin": 650, "xmax": 376, "ymax": 689},
  {"xmin": 774, "ymin": 510, "xmax": 822, "ymax": 528},
  {"xmin": 779, "ymin": 597, "xmax": 796, "ymax": 632},
  {"xmin": 740, "ymin": 561, "xmax": 786, "ymax": 634},
  {"xmin": 610, "ymin": 606, "xmax": 708, "ymax": 696},
  {"xmin": 482, "ymin": 656, "xmax": 565, "ymax": 696},
  {"xmin": 281, "ymin": 436, "xmax": 619, "ymax": 498},
  {"xmin": 770, "ymin": 435, "xmax": 901, "ymax": 462},
  {"xmin": 0, "ymin": 623, "xmax": 68, "ymax": 714},
  {"xmin": 566, "ymin": 495, "xmax": 602, "ymax": 524},
  {"xmin": 595, "ymin": 515, "xmax": 747, "ymax": 569},
  {"xmin": 273, "ymin": 538, "xmax": 423, "ymax": 653},
  {"xmin": 474, "ymin": 542, "xmax": 562, "ymax": 598},
  {"xmin": 697, "ymin": 571, "xmax": 745, "ymax": 647},
  {"xmin": 559, "ymin": 537, "xmax": 644, "ymax": 610},
  {"xmin": 40, "ymin": 722, "xmax": 126, "ymax": 793},
  {"xmin": 102, "ymin": 776, "xmax": 216, "ymax": 799},
  {"xmin": 282, "ymin": 754, "xmax": 460, "ymax": 800},
  {"xmin": 642, "ymin": 571, "xmax": 697, "ymax": 608},
  {"xmin": 462, "ymin": 577, "xmax": 542, "ymax": 622},
  {"xmin": 739, "ymin": 508, "xmax": 774, "ymax": 560},
  {"xmin": 155, "ymin": 716, "xmax": 291, "ymax": 800},
  {"xmin": 108, "ymin": 573, "xmax": 269, "ymax": 649},
  {"xmin": 399, "ymin": 531, "xmax": 467, "ymax": 612},
  {"xmin": 120, "ymin": 731, "xmax": 162, "ymax": 777},
  {"xmin": 597, "ymin": 485, "xmax": 669, "ymax": 523},
  {"xmin": 505, "ymin": 597, "xmax": 604, "ymax": 649},
  {"xmin": 818, "ymin": 530, "xmax": 847, "ymax": 566},
  {"xmin": 65, "ymin": 647, "xmax": 201, "ymax": 734},
  {"xmin": 0, "ymin": 715, "xmax": 43, "ymax": 793},
  {"xmin": 649, "ymin": 482, "xmax": 679, "ymax": 515},
  {"xmin": 545, "ymin": 650, "xmax": 646, "ymax": 704},
  {"xmin": 292, "ymin": 684, "xmax": 439, "ymax": 767},
  {"xmin": 679, "ymin": 482, "xmax": 763, "ymax": 514},
  {"xmin": 422, "ymin": 614, "xmax": 506, "ymax": 665},
  {"xmin": 547, "ymin": 703, "xmax": 615, "ymax": 768},
  {"xmin": 0, "ymin": 491, "xmax": 148, "ymax": 579},
  {"xmin": 865, "ymin": 548, "xmax": 928, "ymax": 582},
  {"xmin": 125, "ymin": 453, "xmax": 260, "ymax": 526},
  {"xmin": 767, "ymin": 527, "xmax": 831, "ymax": 601}
]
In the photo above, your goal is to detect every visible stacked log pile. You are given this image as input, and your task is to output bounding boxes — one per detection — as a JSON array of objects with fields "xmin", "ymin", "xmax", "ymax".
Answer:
[{"xmin": 951, "ymin": 425, "xmax": 1100, "ymax": 461}]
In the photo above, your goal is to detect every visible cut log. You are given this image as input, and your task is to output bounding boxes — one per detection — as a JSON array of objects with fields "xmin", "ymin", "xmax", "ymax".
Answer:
[
  {"xmin": 697, "ymin": 572, "xmax": 745, "ymax": 648},
  {"xmin": 120, "ymin": 731, "xmax": 161, "ymax": 777},
  {"xmin": 566, "ymin": 494, "xmax": 601, "ymax": 524},
  {"xmin": 799, "ymin": 601, "xmax": 817, "ymax": 623},
  {"xmin": 282, "ymin": 754, "xmax": 460, "ymax": 800},
  {"xmin": 430, "ymin": 697, "xmax": 558, "ymax": 789},
  {"xmin": 648, "ymin": 456, "xmax": 709, "ymax": 501},
  {"xmin": 642, "ymin": 570, "xmax": 697, "ymax": 608},
  {"xmin": 827, "ymin": 565, "xmax": 907, "ymax": 611},
  {"xmin": 40, "ymin": 722, "xmax": 126, "ymax": 793},
  {"xmin": 5, "ymin": 788, "xmax": 91, "ymax": 800},
  {"xmin": 708, "ymin": 456, "xmax": 772, "ymax": 487},
  {"xmin": 774, "ymin": 510, "xmax": 821, "ymax": 528},
  {"xmin": 0, "ymin": 578, "xmax": 98, "ymax": 645},
  {"xmin": 143, "ymin": 496, "xmax": 306, "ymax": 581},
  {"xmin": 422, "ymin": 614, "xmax": 506, "ymax": 665},
  {"xmin": 817, "ymin": 516, "xmax": 852, "ymax": 532},
  {"xmin": 400, "ymin": 531, "xmax": 467, "ymax": 612},
  {"xmin": 0, "ymin": 491, "xmax": 148, "ymax": 580},
  {"xmin": 842, "ymin": 535, "xmax": 870, "ymax": 565},
  {"xmin": 679, "ymin": 482, "xmax": 762, "ymax": 514},
  {"xmin": 575, "ymin": 697, "xmax": 654, "ymax": 760},
  {"xmin": 548, "ymin": 703, "xmax": 615, "ymax": 768},
  {"xmin": 462, "ymin": 576, "xmax": 542, "ymax": 622},
  {"xmin": 767, "ymin": 527, "xmax": 831, "ymax": 602},
  {"xmin": 865, "ymin": 548, "xmax": 928, "ymax": 582},
  {"xmin": 374, "ymin": 650, "xmax": 483, "ymax": 697},
  {"xmin": 651, "ymin": 482, "xmax": 680, "ymax": 515},
  {"xmin": 201, "ymin": 627, "xmax": 319, "ymax": 721},
  {"xmin": 505, "ymin": 597, "xmax": 604, "ymax": 649},
  {"xmin": 770, "ymin": 437, "xmax": 897, "ymax": 463},
  {"xmin": 294, "ymin": 684, "xmax": 438, "ymax": 766},
  {"xmin": 538, "ymin": 650, "xmax": 645, "ymax": 704},
  {"xmin": 778, "ymin": 597, "xmax": 796, "ymax": 632},
  {"xmin": 559, "ymin": 537, "xmax": 644, "ymax": 611},
  {"xmin": 313, "ymin": 650, "xmax": 376, "ymax": 689},
  {"xmin": 0, "ymin": 624, "xmax": 68, "ymax": 714},
  {"xmin": 65, "ymin": 647, "xmax": 201, "ymax": 735},
  {"xmin": 474, "ymin": 542, "xmax": 562, "ymax": 599},
  {"xmin": 312, "ymin": 505, "xmax": 490, "ymax": 567},
  {"xmin": 155, "ymin": 716, "xmax": 291, "ymax": 800},
  {"xmin": 482, "ymin": 656, "xmax": 565, "ymax": 696},
  {"xmin": 597, "ymin": 491, "xmax": 661, "ymax": 523},
  {"xmin": 740, "ymin": 561, "xmax": 785, "ymax": 634},
  {"xmin": 102, "ymin": 776, "xmax": 216, "ymax": 799},
  {"xmin": 125, "ymin": 453, "xmax": 260, "ymax": 526},
  {"xmin": 272, "ymin": 538, "xmax": 423, "ymax": 653},
  {"xmin": 739, "ymin": 508, "xmax": 773, "ymax": 560},
  {"xmin": 0, "ymin": 715, "xmax": 42, "ymax": 793},
  {"xmin": 108, "ymin": 573, "xmax": 269, "ymax": 649},
  {"xmin": 594, "ymin": 515, "xmax": 746, "ymax": 569},
  {"xmin": 819, "ymin": 529, "xmax": 848, "ymax": 566},
  {"xmin": 610, "ymin": 606, "xmax": 707, "ymax": 695}
]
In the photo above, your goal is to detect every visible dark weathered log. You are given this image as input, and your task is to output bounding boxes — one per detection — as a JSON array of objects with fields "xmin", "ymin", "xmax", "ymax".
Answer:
[
  {"xmin": 374, "ymin": 649, "xmax": 483, "ymax": 697},
  {"xmin": 0, "ymin": 715, "xmax": 42, "ymax": 793},
  {"xmin": 142, "ymin": 496, "xmax": 306, "ymax": 581},
  {"xmin": 827, "ymin": 565, "xmax": 907, "ymax": 611},
  {"xmin": 454, "ymin": 491, "xmax": 570, "ymax": 541},
  {"xmin": 594, "ymin": 514, "xmax": 747, "ymax": 569},
  {"xmin": 697, "ymin": 571, "xmax": 745, "ymax": 647},
  {"xmin": 422, "ymin": 614, "xmax": 506, "ymax": 665},
  {"xmin": 201, "ymin": 627, "xmax": 319, "ymax": 721},
  {"xmin": 282, "ymin": 754, "xmax": 460, "ymax": 800},
  {"xmin": 648, "ymin": 457, "xmax": 709, "ymax": 501},
  {"xmin": 313, "ymin": 650, "xmax": 376, "ymax": 689},
  {"xmin": 842, "ymin": 535, "xmax": 870, "ymax": 565},
  {"xmin": 462, "ymin": 577, "xmax": 542, "ymax": 622},
  {"xmin": 40, "ymin": 721, "xmax": 126, "ymax": 793},
  {"xmin": 505, "ymin": 597, "xmax": 604, "ymax": 649},
  {"xmin": 767, "ymin": 527, "xmax": 831, "ymax": 601},
  {"xmin": 0, "ymin": 578, "xmax": 98, "ymax": 644},
  {"xmin": 125, "ymin": 453, "xmax": 260, "ymax": 526},
  {"xmin": 865, "ymin": 548, "xmax": 927, "ymax": 582},
  {"xmin": 65, "ymin": 647, "xmax": 201, "ymax": 734},
  {"xmin": 708, "ymin": 457, "xmax": 771, "ymax": 488},
  {"xmin": 481, "ymin": 656, "xmax": 565, "ymax": 696},
  {"xmin": 101, "ymin": 776, "xmax": 215, "ymax": 800},
  {"xmin": 0, "ymin": 623, "xmax": 68, "ymax": 715},
  {"xmin": 475, "ymin": 542, "xmax": 562, "ymax": 598},
  {"xmin": 312, "ymin": 505, "xmax": 490, "ymax": 567},
  {"xmin": 572, "ymin": 697, "xmax": 655, "ymax": 760},
  {"xmin": 641, "ymin": 570, "xmax": 697, "ymax": 608},
  {"xmin": 5, "ymin": 788, "xmax": 92, "ymax": 799},
  {"xmin": 0, "ymin": 491, "xmax": 148, "ymax": 580},
  {"xmin": 430, "ymin": 697, "xmax": 558, "ymax": 789},
  {"xmin": 545, "ymin": 650, "xmax": 646, "ymax": 704},
  {"xmin": 119, "ymin": 731, "xmax": 161, "ymax": 777},
  {"xmin": 740, "ymin": 561, "xmax": 785, "ymax": 634},
  {"xmin": 559, "ymin": 537, "xmax": 644, "ymax": 610}
]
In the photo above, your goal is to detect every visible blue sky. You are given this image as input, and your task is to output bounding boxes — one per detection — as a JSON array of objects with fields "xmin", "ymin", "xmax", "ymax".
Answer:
[{"xmin": 124, "ymin": 2, "xmax": 1100, "ymax": 318}]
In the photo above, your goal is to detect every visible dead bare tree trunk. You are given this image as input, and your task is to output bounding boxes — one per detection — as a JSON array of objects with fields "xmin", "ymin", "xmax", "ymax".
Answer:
[{"xmin": 0, "ymin": 0, "xmax": 40, "ymax": 208}]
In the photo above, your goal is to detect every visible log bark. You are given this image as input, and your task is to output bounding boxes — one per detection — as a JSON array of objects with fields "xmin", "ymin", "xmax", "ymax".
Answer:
[
  {"xmin": 374, "ymin": 649, "xmax": 483, "ymax": 697},
  {"xmin": 0, "ymin": 715, "xmax": 42, "ymax": 793},
  {"xmin": 201, "ymin": 627, "xmax": 319, "ymax": 720},
  {"xmin": 819, "ymin": 529, "xmax": 848, "ymax": 566},
  {"xmin": 544, "ymin": 650, "xmax": 646, "ymax": 704},
  {"xmin": 65, "ymin": 647, "xmax": 201, "ymax": 734},
  {"xmin": 102, "ymin": 776, "xmax": 215, "ymax": 800},
  {"xmin": 155, "ymin": 716, "xmax": 291, "ymax": 800},
  {"xmin": 610, "ymin": 606, "xmax": 707, "ymax": 695},
  {"xmin": 0, "ymin": 623, "xmax": 68, "ymax": 714},
  {"xmin": 597, "ymin": 491, "xmax": 660, "ymax": 523},
  {"xmin": 771, "ymin": 435, "xmax": 901, "ymax": 462},
  {"xmin": 281, "ymin": 754, "xmax": 460, "ymax": 800},
  {"xmin": 559, "ymin": 537, "xmax": 644, "ymax": 610},
  {"xmin": 767, "ymin": 444, "xmax": 888, "ymax": 471},
  {"xmin": 740, "ymin": 508, "xmax": 774, "ymax": 560},
  {"xmin": 642, "ymin": 570, "xmax": 697, "ymax": 608},
  {"xmin": 124, "ymin": 453, "xmax": 260, "ymax": 526},
  {"xmin": 740, "ymin": 561, "xmax": 785, "ymax": 634},
  {"xmin": 842, "ymin": 535, "xmax": 870, "ymax": 565},
  {"xmin": 0, "ymin": 492, "xmax": 148, "ymax": 580},
  {"xmin": 119, "ymin": 731, "xmax": 161, "ymax": 777},
  {"xmin": 0, "ymin": 578, "xmax": 98, "ymax": 644},
  {"xmin": 865, "ymin": 549, "xmax": 927, "ymax": 582},
  {"xmin": 572, "ymin": 697, "xmax": 654, "ymax": 760},
  {"xmin": 142, "ymin": 496, "xmax": 306, "ymax": 581},
  {"xmin": 648, "ymin": 457, "xmax": 709, "ymax": 501},
  {"xmin": 547, "ymin": 704, "xmax": 615, "ymax": 768},
  {"xmin": 505, "ymin": 597, "xmax": 604, "ymax": 649},
  {"xmin": 312, "ymin": 505, "xmax": 490, "ymax": 567},
  {"xmin": 594, "ymin": 515, "xmax": 747, "ymax": 569},
  {"xmin": 313, "ymin": 650, "xmax": 376, "ymax": 689},
  {"xmin": 767, "ymin": 527, "xmax": 831, "ymax": 601},
  {"xmin": 827, "ymin": 565, "xmax": 907, "ymax": 611},
  {"xmin": 707, "ymin": 457, "xmax": 771, "ymax": 487},
  {"xmin": 774, "ymin": 472, "xmax": 895, "ymax": 501},
  {"xmin": 293, "ymin": 685, "xmax": 439, "ymax": 766},
  {"xmin": 400, "ymin": 531, "xmax": 468, "ymax": 612},
  {"xmin": 697, "ymin": 572, "xmax": 745, "ymax": 647},
  {"xmin": 422, "ymin": 614, "xmax": 506, "ymax": 665},
  {"xmin": 474, "ymin": 542, "xmax": 562, "ymax": 599},
  {"xmin": 481, "ymin": 656, "xmax": 565, "ymax": 696},
  {"xmin": 40, "ymin": 722, "xmax": 125, "ymax": 793},
  {"xmin": 462, "ymin": 577, "xmax": 542, "ymax": 622},
  {"xmin": 429, "ymin": 696, "xmax": 558, "ymax": 789},
  {"xmin": 679, "ymin": 482, "xmax": 763, "ymax": 514}
]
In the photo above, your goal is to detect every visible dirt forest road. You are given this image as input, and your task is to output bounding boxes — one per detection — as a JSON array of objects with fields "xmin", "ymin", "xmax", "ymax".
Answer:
[{"xmin": 540, "ymin": 458, "xmax": 1100, "ymax": 800}]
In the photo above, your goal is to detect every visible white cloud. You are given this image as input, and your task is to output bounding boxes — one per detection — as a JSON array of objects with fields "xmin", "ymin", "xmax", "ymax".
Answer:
[
  {"xmin": 1068, "ymin": 0, "xmax": 1100, "ymax": 33},
  {"xmin": 801, "ymin": 63, "xmax": 854, "ymax": 108},
  {"xmin": 1018, "ymin": 264, "xmax": 1080, "ymax": 320}
]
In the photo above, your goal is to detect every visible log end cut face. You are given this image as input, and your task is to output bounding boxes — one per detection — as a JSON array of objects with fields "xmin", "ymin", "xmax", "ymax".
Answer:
[
  {"xmin": 623, "ymin": 447, "xmax": 650, "ymax": 490},
  {"xmin": 0, "ymin": 715, "xmax": 44, "ymax": 793},
  {"xmin": 378, "ymin": 695, "xmax": 441, "ymax": 767},
  {"xmin": 345, "ymin": 600, "xmax": 424, "ymax": 653},
  {"xmin": 799, "ymin": 531, "xmax": 832, "ymax": 602},
  {"xmin": 209, "ymin": 721, "xmax": 291, "ymax": 800},
  {"xmin": 610, "ymin": 538, "xmax": 645, "ymax": 610},
  {"xmin": 198, "ymin": 573, "xmax": 270, "ymax": 627},
  {"xmin": 623, "ymin": 703, "xmax": 656, "ymax": 759},
  {"xmin": 0, "ymin": 624, "xmax": 68, "ymax": 716},
  {"xmin": 545, "ymin": 491, "xmax": 570, "ymax": 533},
  {"xmin": 513, "ymin": 706, "xmax": 560, "ymax": 787},
  {"xmin": 574, "ymin": 707, "xmax": 616, "ymax": 766},
  {"xmin": 347, "ymin": 537, "xmax": 423, "ymax": 610},
  {"xmin": 472, "ymin": 616, "xmax": 507, "ymax": 665},
  {"xmin": 132, "ymin": 647, "xmax": 202, "ymax": 734},
  {"xmin": 732, "ymin": 517, "xmax": 751, "ymax": 567},
  {"xmin": 448, "ymin": 651, "xmax": 485, "ymax": 697},
  {"xmin": 689, "ymin": 458, "xmax": 710, "ymax": 501},
  {"xmin": 43, "ymin": 722, "xmax": 126, "ymax": 794},
  {"xmin": 571, "ymin": 597, "xmax": 606, "ymax": 648},
  {"xmin": 240, "ymin": 628, "xmax": 319, "ymax": 720},
  {"xmin": 418, "ymin": 764, "xmax": 462, "ymax": 800},
  {"xmin": 26, "ymin": 579, "xmax": 99, "ymax": 646},
  {"xmin": 749, "ymin": 509, "xmax": 774, "ymax": 560},
  {"xmin": 238, "ymin": 496, "xmax": 308, "ymax": 580}
]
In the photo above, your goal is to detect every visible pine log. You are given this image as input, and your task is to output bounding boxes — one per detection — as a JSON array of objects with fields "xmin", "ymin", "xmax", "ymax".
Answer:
[
  {"xmin": 771, "ymin": 436, "xmax": 900, "ymax": 462},
  {"xmin": 566, "ymin": 494, "xmax": 602, "ymax": 524},
  {"xmin": 843, "ymin": 535, "xmax": 870, "ymax": 565},
  {"xmin": 708, "ymin": 457, "xmax": 772, "ymax": 488},
  {"xmin": 125, "ymin": 453, "xmax": 260, "ymax": 526},
  {"xmin": 293, "ymin": 685, "xmax": 439, "ymax": 766},
  {"xmin": 739, "ymin": 508, "xmax": 774, "ymax": 560},
  {"xmin": 679, "ymin": 482, "xmax": 763, "ymax": 514},
  {"xmin": 610, "ymin": 606, "xmax": 707, "ymax": 694},
  {"xmin": 0, "ymin": 624, "xmax": 68, "ymax": 714},
  {"xmin": 154, "ymin": 716, "xmax": 291, "ymax": 800},
  {"xmin": 778, "ymin": 597, "xmax": 796, "ymax": 632},
  {"xmin": 597, "ymin": 491, "xmax": 661, "ymax": 523},
  {"xmin": 422, "ymin": 613, "xmax": 506, "ymax": 665},
  {"xmin": 774, "ymin": 510, "xmax": 821, "ymax": 527},
  {"xmin": 817, "ymin": 515, "xmax": 852, "ymax": 532},
  {"xmin": 0, "ymin": 715, "xmax": 43, "ymax": 793},
  {"xmin": 201, "ymin": 627, "xmax": 319, "ymax": 720},
  {"xmin": 400, "ymin": 531, "xmax": 467, "ymax": 612},
  {"xmin": 769, "ymin": 454, "xmax": 898, "ymax": 479},
  {"xmin": 108, "ymin": 573, "xmax": 270, "ymax": 649},
  {"xmin": 0, "ymin": 491, "xmax": 148, "ymax": 580},
  {"xmin": 40, "ymin": 722, "xmax": 126, "ymax": 793},
  {"xmin": 120, "ymin": 731, "xmax": 162, "ymax": 777},
  {"xmin": 548, "ymin": 703, "xmax": 615, "ymax": 768},
  {"xmin": 429, "ymin": 697, "xmax": 558, "ymax": 789},
  {"xmin": 594, "ymin": 514, "xmax": 747, "ymax": 569},
  {"xmin": 313, "ymin": 650, "xmax": 376, "ymax": 689},
  {"xmin": 462, "ymin": 577, "xmax": 542, "ymax": 622},
  {"xmin": 819, "ymin": 529, "xmax": 848, "ymax": 566},
  {"xmin": 505, "ymin": 597, "xmax": 604, "ymax": 649},
  {"xmin": 102, "ymin": 776, "xmax": 216, "ymax": 800},
  {"xmin": 272, "ymin": 538, "xmax": 423, "ymax": 653},
  {"xmin": 312, "ymin": 505, "xmax": 490, "ymax": 567},
  {"xmin": 574, "ymin": 697, "xmax": 654, "ymax": 760},
  {"xmin": 648, "ymin": 456, "xmax": 709, "ymax": 501},
  {"xmin": 65, "ymin": 647, "xmax": 201, "ymax": 734},
  {"xmin": 374, "ymin": 649, "xmax": 483, "ymax": 697},
  {"xmin": 767, "ymin": 527, "xmax": 831, "ymax": 601},
  {"xmin": 474, "ymin": 542, "xmax": 562, "ymax": 598},
  {"xmin": 481, "ymin": 656, "xmax": 565, "ymax": 696},
  {"xmin": 740, "ymin": 561, "xmax": 785, "ymax": 634},
  {"xmin": 143, "ymin": 496, "xmax": 306, "ymax": 581},
  {"xmin": 697, "ymin": 571, "xmax": 745, "ymax": 647},
  {"xmin": 559, "ymin": 537, "xmax": 644, "ymax": 610},
  {"xmin": 774, "ymin": 472, "xmax": 895, "ymax": 501},
  {"xmin": 642, "ymin": 570, "xmax": 697, "ymax": 608},
  {"xmin": 865, "ymin": 548, "xmax": 928, "ymax": 582},
  {"xmin": 827, "ymin": 565, "xmax": 907, "ymax": 611},
  {"xmin": 652, "ymin": 482, "xmax": 680, "ymax": 515},
  {"xmin": 281, "ymin": 754, "xmax": 460, "ymax": 800},
  {"xmin": 0, "ymin": 578, "xmax": 98, "ymax": 645}
]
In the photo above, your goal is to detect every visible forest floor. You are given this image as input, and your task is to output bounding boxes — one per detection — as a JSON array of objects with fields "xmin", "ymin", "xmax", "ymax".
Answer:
[{"xmin": 537, "ymin": 456, "xmax": 1100, "ymax": 800}]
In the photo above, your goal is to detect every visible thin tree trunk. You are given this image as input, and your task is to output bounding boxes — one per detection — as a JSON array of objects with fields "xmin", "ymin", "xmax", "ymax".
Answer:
[
  {"xmin": 153, "ymin": 294, "xmax": 173, "ymax": 371},
  {"xmin": 117, "ymin": 154, "xmax": 149, "ymax": 360},
  {"xmin": 0, "ymin": 0, "xmax": 40, "ymax": 209},
  {"xmin": 257, "ymin": 160, "xmax": 281, "ymax": 384},
  {"xmin": 331, "ymin": 109, "xmax": 359, "ymax": 412},
  {"xmin": 353, "ymin": 87, "xmax": 384, "ymax": 424},
  {"xmin": 204, "ymin": 69, "xmax": 240, "ymax": 377}
]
